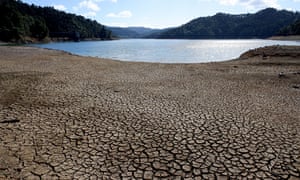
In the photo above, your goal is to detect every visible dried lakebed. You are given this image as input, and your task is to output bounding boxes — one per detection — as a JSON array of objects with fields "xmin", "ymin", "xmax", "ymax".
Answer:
[{"xmin": 0, "ymin": 46, "xmax": 300, "ymax": 179}]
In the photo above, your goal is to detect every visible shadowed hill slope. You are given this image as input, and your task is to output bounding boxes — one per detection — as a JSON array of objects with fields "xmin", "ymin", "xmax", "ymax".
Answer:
[
  {"xmin": 153, "ymin": 8, "xmax": 300, "ymax": 39},
  {"xmin": 0, "ymin": 0, "xmax": 112, "ymax": 42}
]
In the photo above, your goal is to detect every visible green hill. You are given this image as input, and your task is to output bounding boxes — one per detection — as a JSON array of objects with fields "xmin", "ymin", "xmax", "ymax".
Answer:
[
  {"xmin": 154, "ymin": 8, "xmax": 300, "ymax": 39},
  {"xmin": 277, "ymin": 19, "xmax": 300, "ymax": 36},
  {"xmin": 0, "ymin": 0, "xmax": 112, "ymax": 43}
]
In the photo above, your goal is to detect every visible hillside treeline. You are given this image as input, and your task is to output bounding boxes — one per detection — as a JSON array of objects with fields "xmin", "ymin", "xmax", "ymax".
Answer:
[
  {"xmin": 152, "ymin": 8, "xmax": 300, "ymax": 39},
  {"xmin": 0, "ymin": 0, "xmax": 112, "ymax": 42},
  {"xmin": 277, "ymin": 20, "xmax": 300, "ymax": 36}
]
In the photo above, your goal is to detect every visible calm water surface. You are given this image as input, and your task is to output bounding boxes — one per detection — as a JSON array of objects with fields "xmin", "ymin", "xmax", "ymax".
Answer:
[{"xmin": 32, "ymin": 39, "xmax": 300, "ymax": 63}]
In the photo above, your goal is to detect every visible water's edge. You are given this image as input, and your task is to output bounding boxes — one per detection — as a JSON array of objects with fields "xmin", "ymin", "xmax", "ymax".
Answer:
[{"xmin": 30, "ymin": 39, "xmax": 300, "ymax": 63}]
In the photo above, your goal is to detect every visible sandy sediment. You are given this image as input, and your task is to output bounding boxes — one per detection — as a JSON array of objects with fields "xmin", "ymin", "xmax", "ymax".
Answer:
[
  {"xmin": 0, "ymin": 46, "xmax": 300, "ymax": 179},
  {"xmin": 269, "ymin": 35, "xmax": 300, "ymax": 41},
  {"xmin": 240, "ymin": 45, "xmax": 300, "ymax": 59}
]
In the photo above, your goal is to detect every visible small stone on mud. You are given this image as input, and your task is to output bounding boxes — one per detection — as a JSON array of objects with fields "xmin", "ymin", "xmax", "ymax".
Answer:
[
  {"xmin": 292, "ymin": 85, "xmax": 299, "ymax": 89},
  {"xmin": 0, "ymin": 119, "xmax": 20, "ymax": 123}
]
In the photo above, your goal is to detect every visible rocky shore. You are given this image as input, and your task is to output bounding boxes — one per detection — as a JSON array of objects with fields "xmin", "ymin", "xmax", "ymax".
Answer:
[{"xmin": 0, "ymin": 46, "xmax": 300, "ymax": 179}]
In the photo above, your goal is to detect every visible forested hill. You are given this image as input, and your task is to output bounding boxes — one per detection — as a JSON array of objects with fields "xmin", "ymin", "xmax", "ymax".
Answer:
[
  {"xmin": 153, "ymin": 8, "xmax": 300, "ymax": 39},
  {"xmin": 0, "ymin": 0, "xmax": 112, "ymax": 42},
  {"xmin": 277, "ymin": 19, "xmax": 300, "ymax": 36}
]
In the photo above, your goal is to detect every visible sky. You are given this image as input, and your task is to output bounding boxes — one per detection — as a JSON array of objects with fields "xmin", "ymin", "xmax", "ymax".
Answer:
[{"xmin": 22, "ymin": 0, "xmax": 300, "ymax": 29}]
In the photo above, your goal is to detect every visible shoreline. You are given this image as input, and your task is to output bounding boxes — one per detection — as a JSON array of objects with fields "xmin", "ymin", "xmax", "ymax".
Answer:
[
  {"xmin": 0, "ymin": 45, "xmax": 299, "ymax": 179},
  {"xmin": 29, "ymin": 44, "xmax": 300, "ymax": 65},
  {"xmin": 269, "ymin": 35, "xmax": 300, "ymax": 41},
  {"xmin": 24, "ymin": 38, "xmax": 298, "ymax": 64}
]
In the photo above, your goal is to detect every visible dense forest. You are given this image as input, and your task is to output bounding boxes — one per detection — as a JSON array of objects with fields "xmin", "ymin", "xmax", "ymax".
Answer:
[
  {"xmin": 0, "ymin": 0, "xmax": 112, "ymax": 42},
  {"xmin": 152, "ymin": 8, "xmax": 300, "ymax": 39},
  {"xmin": 277, "ymin": 20, "xmax": 300, "ymax": 36}
]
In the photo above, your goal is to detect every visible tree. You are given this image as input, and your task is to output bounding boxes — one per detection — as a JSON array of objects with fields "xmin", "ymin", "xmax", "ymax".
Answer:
[{"xmin": 0, "ymin": 0, "xmax": 112, "ymax": 42}]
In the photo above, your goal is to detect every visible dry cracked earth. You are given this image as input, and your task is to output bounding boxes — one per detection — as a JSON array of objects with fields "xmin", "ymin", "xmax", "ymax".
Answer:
[{"xmin": 0, "ymin": 46, "xmax": 300, "ymax": 179}]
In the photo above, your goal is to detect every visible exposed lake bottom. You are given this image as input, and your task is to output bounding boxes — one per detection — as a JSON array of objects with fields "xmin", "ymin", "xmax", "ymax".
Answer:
[{"xmin": 1, "ymin": 46, "xmax": 300, "ymax": 179}]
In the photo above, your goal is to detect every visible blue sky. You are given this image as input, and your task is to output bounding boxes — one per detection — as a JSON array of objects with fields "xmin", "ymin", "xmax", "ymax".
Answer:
[{"xmin": 22, "ymin": 0, "xmax": 300, "ymax": 28}]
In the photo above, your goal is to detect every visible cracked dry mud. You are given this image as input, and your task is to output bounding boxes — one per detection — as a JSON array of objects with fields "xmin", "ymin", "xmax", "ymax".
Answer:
[{"xmin": 0, "ymin": 46, "xmax": 300, "ymax": 179}]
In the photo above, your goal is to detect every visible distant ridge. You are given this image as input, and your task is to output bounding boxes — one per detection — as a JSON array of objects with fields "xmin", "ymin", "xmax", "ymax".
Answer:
[
  {"xmin": 107, "ymin": 26, "xmax": 163, "ymax": 38},
  {"xmin": 151, "ymin": 8, "xmax": 300, "ymax": 39}
]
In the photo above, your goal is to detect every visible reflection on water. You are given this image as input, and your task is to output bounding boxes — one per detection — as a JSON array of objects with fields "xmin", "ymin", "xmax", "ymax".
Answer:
[{"xmin": 32, "ymin": 39, "xmax": 300, "ymax": 63}]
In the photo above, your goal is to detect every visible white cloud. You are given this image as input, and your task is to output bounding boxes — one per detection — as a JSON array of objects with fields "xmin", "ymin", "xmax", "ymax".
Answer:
[
  {"xmin": 79, "ymin": 0, "xmax": 100, "ymax": 11},
  {"xmin": 73, "ymin": 0, "xmax": 117, "ymax": 19},
  {"xmin": 83, "ymin": 11, "xmax": 97, "ymax": 18},
  {"xmin": 73, "ymin": 0, "xmax": 117, "ymax": 12},
  {"xmin": 218, "ymin": 0, "xmax": 280, "ymax": 9},
  {"xmin": 90, "ymin": 0, "xmax": 117, "ymax": 2},
  {"xmin": 107, "ymin": 10, "xmax": 132, "ymax": 18},
  {"xmin": 219, "ymin": 0, "xmax": 238, "ymax": 5},
  {"xmin": 53, "ymin": 4, "xmax": 67, "ymax": 11},
  {"xmin": 73, "ymin": 0, "xmax": 102, "ymax": 18}
]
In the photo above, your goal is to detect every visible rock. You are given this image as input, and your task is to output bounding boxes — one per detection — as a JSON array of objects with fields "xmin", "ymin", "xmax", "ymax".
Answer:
[
  {"xmin": 0, "ymin": 119, "xmax": 20, "ymax": 123},
  {"xmin": 278, "ymin": 72, "xmax": 286, "ymax": 78}
]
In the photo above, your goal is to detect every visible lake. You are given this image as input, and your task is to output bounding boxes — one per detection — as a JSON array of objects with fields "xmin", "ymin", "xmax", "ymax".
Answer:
[{"xmin": 32, "ymin": 39, "xmax": 300, "ymax": 63}]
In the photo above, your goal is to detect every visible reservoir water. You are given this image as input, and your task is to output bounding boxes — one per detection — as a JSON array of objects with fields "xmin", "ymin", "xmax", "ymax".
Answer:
[{"xmin": 32, "ymin": 39, "xmax": 300, "ymax": 63}]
